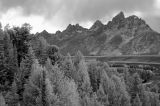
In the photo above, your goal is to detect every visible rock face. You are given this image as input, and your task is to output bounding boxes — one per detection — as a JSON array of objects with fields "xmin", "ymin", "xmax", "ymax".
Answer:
[{"xmin": 36, "ymin": 12, "xmax": 160, "ymax": 56}]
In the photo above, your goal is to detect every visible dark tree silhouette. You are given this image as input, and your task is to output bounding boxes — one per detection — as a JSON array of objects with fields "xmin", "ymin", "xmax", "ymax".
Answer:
[{"xmin": 6, "ymin": 23, "xmax": 32, "ymax": 67}]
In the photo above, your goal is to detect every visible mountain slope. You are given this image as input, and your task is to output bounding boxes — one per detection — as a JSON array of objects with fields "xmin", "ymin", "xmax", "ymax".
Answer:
[{"xmin": 36, "ymin": 12, "xmax": 160, "ymax": 56}]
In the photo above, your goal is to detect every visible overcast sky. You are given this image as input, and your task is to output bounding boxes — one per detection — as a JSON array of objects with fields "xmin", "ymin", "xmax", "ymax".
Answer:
[{"xmin": 0, "ymin": 0, "xmax": 159, "ymax": 33}]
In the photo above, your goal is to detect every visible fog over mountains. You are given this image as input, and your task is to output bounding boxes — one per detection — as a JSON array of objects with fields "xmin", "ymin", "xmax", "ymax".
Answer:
[{"xmin": 35, "ymin": 12, "xmax": 160, "ymax": 56}]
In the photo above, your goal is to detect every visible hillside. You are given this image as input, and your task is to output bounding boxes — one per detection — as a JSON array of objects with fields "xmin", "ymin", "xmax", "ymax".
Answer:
[{"xmin": 36, "ymin": 12, "xmax": 160, "ymax": 56}]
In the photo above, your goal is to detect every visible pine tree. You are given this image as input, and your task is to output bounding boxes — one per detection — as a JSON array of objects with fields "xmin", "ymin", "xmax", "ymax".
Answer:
[
  {"xmin": 58, "ymin": 79, "xmax": 80, "ymax": 106},
  {"xmin": 46, "ymin": 45, "xmax": 60, "ymax": 65},
  {"xmin": 0, "ymin": 32, "xmax": 18, "ymax": 91},
  {"xmin": 6, "ymin": 23, "xmax": 31, "ymax": 66},
  {"xmin": 5, "ymin": 81, "xmax": 19, "ymax": 106},
  {"xmin": 81, "ymin": 94, "xmax": 103, "ymax": 106},
  {"xmin": 45, "ymin": 59, "xmax": 64, "ymax": 94},
  {"xmin": 132, "ymin": 94, "xmax": 142, "ymax": 106},
  {"xmin": 45, "ymin": 59, "xmax": 80, "ymax": 106},
  {"xmin": 100, "ymin": 70, "xmax": 115, "ymax": 105},
  {"xmin": 130, "ymin": 73, "xmax": 142, "ymax": 101},
  {"xmin": 141, "ymin": 91, "xmax": 160, "ymax": 106},
  {"xmin": 88, "ymin": 62, "xmax": 101, "ymax": 92},
  {"xmin": 111, "ymin": 75, "xmax": 131, "ymax": 106},
  {"xmin": 33, "ymin": 36, "xmax": 48, "ymax": 65},
  {"xmin": 45, "ymin": 78, "xmax": 59, "ymax": 106},
  {"xmin": 60, "ymin": 53, "xmax": 76, "ymax": 79},
  {"xmin": 0, "ymin": 93, "xmax": 6, "ymax": 106},
  {"xmin": 100, "ymin": 69, "xmax": 131, "ymax": 106},
  {"xmin": 15, "ymin": 49, "xmax": 33, "ymax": 106},
  {"xmin": 97, "ymin": 84, "xmax": 109, "ymax": 106},
  {"xmin": 41, "ymin": 69, "xmax": 48, "ymax": 106},
  {"xmin": 74, "ymin": 51, "xmax": 91, "ymax": 98},
  {"xmin": 23, "ymin": 58, "xmax": 63, "ymax": 106},
  {"xmin": 123, "ymin": 68, "xmax": 132, "ymax": 93},
  {"xmin": 23, "ymin": 59, "xmax": 45, "ymax": 106}
]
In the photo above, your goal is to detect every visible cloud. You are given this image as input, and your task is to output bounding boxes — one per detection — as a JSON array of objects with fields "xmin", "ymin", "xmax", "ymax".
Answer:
[
  {"xmin": 0, "ymin": 0, "xmax": 155, "ymax": 20},
  {"xmin": 145, "ymin": 16, "xmax": 160, "ymax": 32},
  {"xmin": 0, "ymin": 7, "xmax": 63, "ymax": 33},
  {"xmin": 0, "ymin": 0, "xmax": 159, "ymax": 33},
  {"xmin": 155, "ymin": 0, "xmax": 160, "ymax": 9},
  {"xmin": 0, "ymin": 0, "xmax": 61, "ymax": 17}
]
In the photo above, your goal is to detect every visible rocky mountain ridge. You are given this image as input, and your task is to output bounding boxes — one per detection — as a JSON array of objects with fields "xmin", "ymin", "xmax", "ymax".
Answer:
[{"xmin": 36, "ymin": 12, "xmax": 160, "ymax": 56}]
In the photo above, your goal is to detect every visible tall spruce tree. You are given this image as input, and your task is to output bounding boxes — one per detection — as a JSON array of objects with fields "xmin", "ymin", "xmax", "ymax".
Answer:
[
  {"xmin": 0, "ymin": 93, "xmax": 6, "ymax": 106},
  {"xmin": 5, "ymin": 81, "xmax": 19, "ymax": 106},
  {"xmin": 6, "ymin": 23, "xmax": 32, "ymax": 66},
  {"xmin": 74, "ymin": 51, "xmax": 91, "ymax": 98},
  {"xmin": 45, "ymin": 59, "xmax": 80, "ymax": 106},
  {"xmin": 23, "ymin": 59, "xmax": 48, "ymax": 106},
  {"xmin": 15, "ymin": 48, "xmax": 34, "ymax": 106},
  {"xmin": 132, "ymin": 94, "xmax": 142, "ymax": 106}
]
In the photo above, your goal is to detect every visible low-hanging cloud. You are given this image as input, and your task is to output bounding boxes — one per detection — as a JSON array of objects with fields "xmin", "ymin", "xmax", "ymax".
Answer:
[
  {"xmin": 0, "ymin": 0, "xmax": 159, "ymax": 32},
  {"xmin": 0, "ymin": 0, "xmax": 154, "ymax": 20},
  {"xmin": 0, "ymin": 0, "xmax": 62, "ymax": 18}
]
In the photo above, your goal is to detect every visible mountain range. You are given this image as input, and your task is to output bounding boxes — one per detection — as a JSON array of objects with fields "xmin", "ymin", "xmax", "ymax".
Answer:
[{"xmin": 35, "ymin": 12, "xmax": 160, "ymax": 56}]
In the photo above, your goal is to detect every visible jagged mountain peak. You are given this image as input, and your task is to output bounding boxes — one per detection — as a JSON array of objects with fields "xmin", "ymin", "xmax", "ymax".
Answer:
[
  {"xmin": 125, "ymin": 15, "xmax": 152, "ymax": 31},
  {"xmin": 90, "ymin": 20, "xmax": 104, "ymax": 30},
  {"xmin": 66, "ymin": 24, "xmax": 74, "ymax": 31},
  {"xmin": 41, "ymin": 30, "xmax": 49, "ymax": 35},
  {"xmin": 65, "ymin": 23, "xmax": 85, "ymax": 32},
  {"xmin": 94, "ymin": 20, "xmax": 103, "ymax": 26},
  {"xmin": 105, "ymin": 11, "xmax": 152, "ymax": 31},
  {"xmin": 55, "ymin": 30, "xmax": 61, "ymax": 35},
  {"xmin": 105, "ymin": 11, "xmax": 126, "ymax": 29},
  {"xmin": 75, "ymin": 23, "xmax": 80, "ymax": 27},
  {"xmin": 117, "ymin": 11, "xmax": 125, "ymax": 17},
  {"xmin": 112, "ymin": 11, "xmax": 125, "ymax": 23},
  {"xmin": 37, "ymin": 11, "xmax": 160, "ymax": 56}
]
